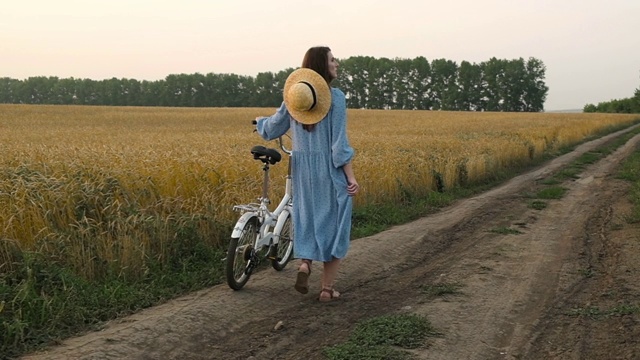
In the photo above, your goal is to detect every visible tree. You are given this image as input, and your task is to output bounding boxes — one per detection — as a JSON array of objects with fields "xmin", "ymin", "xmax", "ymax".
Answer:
[
  {"xmin": 430, "ymin": 59, "xmax": 458, "ymax": 110},
  {"xmin": 522, "ymin": 57, "xmax": 548, "ymax": 112},
  {"xmin": 0, "ymin": 55, "xmax": 549, "ymax": 111},
  {"xmin": 0, "ymin": 77, "xmax": 20, "ymax": 103},
  {"xmin": 19, "ymin": 76, "xmax": 57, "ymax": 104},
  {"xmin": 368, "ymin": 57, "xmax": 395, "ymax": 109},
  {"xmin": 254, "ymin": 72, "xmax": 279, "ymax": 107},
  {"xmin": 337, "ymin": 56, "xmax": 375, "ymax": 109},
  {"xmin": 480, "ymin": 58, "xmax": 505, "ymax": 111},
  {"xmin": 391, "ymin": 58, "xmax": 414, "ymax": 109},
  {"xmin": 457, "ymin": 61, "xmax": 483, "ymax": 111},
  {"xmin": 583, "ymin": 103, "xmax": 597, "ymax": 112},
  {"xmin": 411, "ymin": 56, "xmax": 432, "ymax": 110},
  {"xmin": 633, "ymin": 85, "xmax": 640, "ymax": 113}
]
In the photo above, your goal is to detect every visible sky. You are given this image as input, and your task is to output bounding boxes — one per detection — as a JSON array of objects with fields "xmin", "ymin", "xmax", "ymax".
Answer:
[{"xmin": 2, "ymin": 0, "xmax": 639, "ymax": 111}]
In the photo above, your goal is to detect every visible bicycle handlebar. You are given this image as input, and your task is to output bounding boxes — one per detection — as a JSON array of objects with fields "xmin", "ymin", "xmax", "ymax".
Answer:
[{"xmin": 252, "ymin": 119, "xmax": 291, "ymax": 155}]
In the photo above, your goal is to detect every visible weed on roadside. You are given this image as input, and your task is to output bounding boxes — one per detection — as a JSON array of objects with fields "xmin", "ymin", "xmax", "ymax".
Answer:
[
  {"xmin": 489, "ymin": 226, "xmax": 524, "ymax": 235},
  {"xmin": 324, "ymin": 314, "xmax": 439, "ymax": 360},
  {"xmin": 617, "ymin": 150, "xmax": 640, "ymax": 223},
  {"xmin": 421, "ymin": 283, "xmax": 464, "ymax": 298},
  {"xmin": 528, "ymin": 200, "xmax": 548, "ymax": 210},
  {"xmin": 536, "ymin": 186, "xmax": 567, "ymax": 199},
  {"xmin": 568, "ymin": 304, "xmax": 640, "ymax": 319}
]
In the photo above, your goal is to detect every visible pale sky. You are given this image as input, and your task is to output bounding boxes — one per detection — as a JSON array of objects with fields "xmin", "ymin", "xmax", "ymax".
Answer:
[{"xmin": 2, "ymin": 0, "xmax": 639, "ymax": 110}]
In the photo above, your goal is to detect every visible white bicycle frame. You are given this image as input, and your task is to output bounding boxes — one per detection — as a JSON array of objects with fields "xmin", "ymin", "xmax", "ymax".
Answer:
[{"xmin": 232, "ymin": 137, "xmax": 292, "ymax": 254}]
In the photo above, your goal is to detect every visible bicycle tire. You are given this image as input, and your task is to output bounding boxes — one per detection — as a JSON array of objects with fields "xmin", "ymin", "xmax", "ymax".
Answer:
[
  {"xmin": 271, "ymin": 212, "xmax": 294, "ymax": 271},
  {"xmin": 226, "ymin": 216, "xmax": 258, "ymax": 290}
]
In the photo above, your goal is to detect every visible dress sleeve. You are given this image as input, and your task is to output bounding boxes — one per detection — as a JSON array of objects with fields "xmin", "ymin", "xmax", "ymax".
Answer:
[
  {"xmin": 330, "ymin": 89, "xmax": 354, "ymax": 168},
  {"xmin": 256, "ymin": 102, "xmax": 291, "ymax": 140}
]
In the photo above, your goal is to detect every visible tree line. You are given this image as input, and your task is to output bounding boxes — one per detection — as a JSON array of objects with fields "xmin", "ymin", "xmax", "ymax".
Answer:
[
  {"xmin": 583, "ymin": 86, "xmax": 640, "ymax": 113},
  {"xmin": 0, "ymin": 56, "xmax": 549, "ymax": 111}
]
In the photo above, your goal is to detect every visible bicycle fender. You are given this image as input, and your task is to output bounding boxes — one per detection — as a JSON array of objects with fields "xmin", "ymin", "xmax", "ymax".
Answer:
[{"xmin": 231, "ymin": 212, "xmax": 258, "ymax": 238}]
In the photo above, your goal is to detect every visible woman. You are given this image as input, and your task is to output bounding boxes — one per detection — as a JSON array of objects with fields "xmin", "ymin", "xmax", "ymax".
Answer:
[{"xmin": 255, "ymin": 46, "xmax": 358, "ymax": 302}]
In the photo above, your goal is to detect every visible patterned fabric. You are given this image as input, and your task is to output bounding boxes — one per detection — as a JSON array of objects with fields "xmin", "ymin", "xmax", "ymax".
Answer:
[{"xmin": 256, "ymin": 88, "xmax": 354, "ymax": 262}]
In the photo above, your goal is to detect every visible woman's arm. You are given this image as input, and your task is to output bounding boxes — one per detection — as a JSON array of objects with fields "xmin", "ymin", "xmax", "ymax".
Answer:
[
  {"xmin": 342, "ymin": 162, "xmax": 359, "ymax": 196},
  {"xmin": 256, "ymin": 102, "xmax": 291, "ymax": 140}
]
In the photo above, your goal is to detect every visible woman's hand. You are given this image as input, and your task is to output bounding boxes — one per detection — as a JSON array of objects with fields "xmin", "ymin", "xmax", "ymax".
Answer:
[
  {"xmin": 347, "ymin": 179, "xmax": 359, "ymax": 196},
  {"xmin": 342, "ymin": 163, "xmax": 358, "ymax": 196}
]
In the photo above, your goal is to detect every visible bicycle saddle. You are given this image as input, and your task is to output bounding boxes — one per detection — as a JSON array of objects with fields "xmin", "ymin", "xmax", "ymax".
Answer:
[{"xmin": 251, "ymin": 145, "xmax": 282, "ymax": 164}]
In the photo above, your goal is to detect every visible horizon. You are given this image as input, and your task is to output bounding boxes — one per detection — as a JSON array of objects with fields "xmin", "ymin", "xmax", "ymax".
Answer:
[{"xmin": 3, "ymin": 0, "xmax": 639, "ymax": 111}]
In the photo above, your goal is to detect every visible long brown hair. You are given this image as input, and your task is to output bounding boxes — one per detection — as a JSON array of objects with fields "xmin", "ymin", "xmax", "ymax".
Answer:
[
  {"xmin": 302, "ymin": 46, "xmax": 332, "ymax": 83},
  {"xmin": 300, "ymin": 46, "xmax": 332, "ymax": 131}
]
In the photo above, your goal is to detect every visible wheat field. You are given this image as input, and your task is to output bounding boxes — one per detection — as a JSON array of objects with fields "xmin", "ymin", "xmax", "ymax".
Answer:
[{"xmin": 1, "ymin": 104, "xmax": 637, "ymax": 279}]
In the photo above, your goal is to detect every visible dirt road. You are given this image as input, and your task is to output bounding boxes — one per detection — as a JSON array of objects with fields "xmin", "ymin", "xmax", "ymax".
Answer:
[{"xmin": 23, "ymin": 126, "xmax": 640, "ymax": 360}]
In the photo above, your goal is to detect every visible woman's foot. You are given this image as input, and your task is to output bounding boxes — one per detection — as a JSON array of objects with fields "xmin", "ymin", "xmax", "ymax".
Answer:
[
  {"xmin": 318, "ymin": 288, "xmax": 341, "ymax": 302},
  {"xmin": 294, "ymin": 260, "xmax": 311, "ymax": 294}
]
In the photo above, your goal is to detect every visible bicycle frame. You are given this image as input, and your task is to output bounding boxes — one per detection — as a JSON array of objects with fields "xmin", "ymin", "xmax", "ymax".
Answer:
[{"xmin": 232, "ymin": 136, "xmax": 292, "ymax": 253}]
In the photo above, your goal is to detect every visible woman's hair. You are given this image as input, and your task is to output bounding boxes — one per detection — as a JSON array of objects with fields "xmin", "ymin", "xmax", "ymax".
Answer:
[
  {"xmin": 301, "ymin": 46, "xmax": 332, "ymax": 84},
  {"xmin": 297, "ymin": 46, "xmax": 333, "ymax": 131}
]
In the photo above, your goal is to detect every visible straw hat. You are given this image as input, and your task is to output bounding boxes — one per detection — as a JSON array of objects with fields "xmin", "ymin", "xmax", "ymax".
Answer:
[{"xmin": 283, "ymin": 68, "xmax": 331, "ymax": 125}]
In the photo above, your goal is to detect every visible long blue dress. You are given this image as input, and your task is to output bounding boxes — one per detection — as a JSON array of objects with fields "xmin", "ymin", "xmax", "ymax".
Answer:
[{"xmin": 256, "ymin": 88, "xmax": 354, "ymax": 262}]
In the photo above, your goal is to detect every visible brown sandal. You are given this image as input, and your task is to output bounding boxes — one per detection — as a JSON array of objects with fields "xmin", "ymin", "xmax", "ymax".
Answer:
[
  {"xmin": 318, "ymin": 288, "xmax": 341, "ymax": 303},
  {"xmin": 294, "ymin": 260, "xmax": 311, "ymax": 294}
]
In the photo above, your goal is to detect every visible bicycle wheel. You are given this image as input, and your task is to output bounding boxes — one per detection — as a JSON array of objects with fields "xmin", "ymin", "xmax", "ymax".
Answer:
[
  {"xmin": 271, "ymin": 212, "xmax": 294, "ymax": 271},
  {"xmin": 226, "ymin": 216, "xmax": 258, "ymax": 290}
]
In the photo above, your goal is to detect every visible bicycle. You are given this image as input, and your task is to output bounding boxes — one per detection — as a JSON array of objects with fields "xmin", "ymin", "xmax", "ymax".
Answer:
[{"xmin": 225, "ymin": 130, "xmax": 294, "ymax": 290}]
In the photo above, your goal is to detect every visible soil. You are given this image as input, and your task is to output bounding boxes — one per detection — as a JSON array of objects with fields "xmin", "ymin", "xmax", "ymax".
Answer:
[{"xmin": 22, "ymin": 126, "xmax": 640, "ymax": 360}]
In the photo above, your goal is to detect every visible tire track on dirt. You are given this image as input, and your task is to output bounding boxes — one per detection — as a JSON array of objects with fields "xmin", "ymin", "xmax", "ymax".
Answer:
[{"xmin": 521, "ymin": 151, "xmax": 640, "ymax": 359}]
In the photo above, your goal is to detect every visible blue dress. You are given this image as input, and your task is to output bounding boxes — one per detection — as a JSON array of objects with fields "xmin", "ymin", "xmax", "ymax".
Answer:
[{"xmin": 256, "ymin": 88, "xmax": 354, "ymax": 262}]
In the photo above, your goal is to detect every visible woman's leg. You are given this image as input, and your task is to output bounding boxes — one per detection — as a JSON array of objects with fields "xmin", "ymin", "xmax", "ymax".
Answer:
[
  {"xmin": 320, "ymin": 258, "xmax": 341, "ymax": 300},
  {"xmin": 294, "ymin": 259, "xmax": 312, "ymax": 294}
]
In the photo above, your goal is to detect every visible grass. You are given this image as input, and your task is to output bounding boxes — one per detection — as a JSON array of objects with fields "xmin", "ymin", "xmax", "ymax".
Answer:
[
  {"xmin": 490, "ymin": 226, "xmax": 524, "ymax": 235},
  {"xmin": 617, "ymin": 147, "xmax": 640, "ymax": 223},
  {"xmin": 324, "ymin": 314, "xmax": 439, "ymax": 360},
  {"xmin": 421, "ymin": 283, "xmax": 464, "ymax": 298},
  {"xmin": 561, "ymin": 137, "xmax": 640, "ymax": 327},
  {"xmin": 580, "ymin": 267, "xmax": 596, "ymax": 278},
  {"xmin": 528, "ymin": 200, "xmax": 548, "ymax": 210},
  {"xmin": 568, "ymin": 304, "xmax": 640, "ymax": 319},
  {"xmin": 0, "ymin": 239, "xmax": 225, "ymax": 358},
  {"xmin": 535, "ymin": 186, "xmax": 568, "ymax": 200},
  {"xmin": 351, "ymin": 168, "xmax": 536, "ymax": 239}
]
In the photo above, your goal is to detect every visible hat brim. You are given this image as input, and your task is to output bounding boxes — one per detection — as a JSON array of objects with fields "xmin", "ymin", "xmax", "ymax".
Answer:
[{"xmin": 283, "ymin": 68, "xmax": 331, "ymax": 125}]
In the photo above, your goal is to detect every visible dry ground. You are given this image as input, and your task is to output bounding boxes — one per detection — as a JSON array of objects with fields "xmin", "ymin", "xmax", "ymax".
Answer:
[{"xmin": 23, "ymin": 126, "xmax": 640, "ymax": 360}]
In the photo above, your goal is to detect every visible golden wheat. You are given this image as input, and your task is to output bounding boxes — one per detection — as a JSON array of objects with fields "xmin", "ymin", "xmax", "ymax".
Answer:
[{"xmin": 0, "ymin": 104, "xmax": 637, "ymax": 279}]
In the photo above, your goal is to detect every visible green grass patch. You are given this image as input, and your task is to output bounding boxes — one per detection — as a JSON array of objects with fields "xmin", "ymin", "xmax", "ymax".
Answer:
[
  {"xmin": 528, "ymin": 200, "xmax": 548, "ymax": 210},
  {"xmin": 549, "ymin": 151, "xmax": 602, "ymax": 181},
  {"xmin": 536, "ymin": 186, "xmax": 567, "ymax": 199},
  {"xmin": 351, "ymin": 191, "xmax": 456, "ymax": 239},
  {"xmin": 580, "ymin": 267, "xmax": 596, "ymax": 278},
  {"xmin": 324, "ymin": 314, "xmax": 439, "ymax": 360},
  {"xmin": 617, "ymin": 144, "xmax": 640, "ymax": 223},
  {"xmin": 489, "ymin": 226, "xmax": 524, "ymax": 235},
  {"xmin": 617, "ymin": 151, "xmax": 640, "ymax": 181},
  {"xmin": 547, "ymin": 125, "xmax": 640, "ymax": 184},
  {"xmin": 568, "ymin": 304, "xmax": 640, "ymax": 319},
  {"xmin": 575, "ymin": 151, "xmax": 603, "ymax": 165},
  {"xmin": 0, "ymin": 239, "xmax": 225, "ymax": 359},
  {"xmin": 539, "ymin": 178, "xmax": 562, "ymax": 185},
  {"xmin": 553, "ymin": 167, "xmax": 582, "ymax": 180},
  {"xmin": 421, "ymin": 283, "xmax": 464, "ymax": 298}
]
